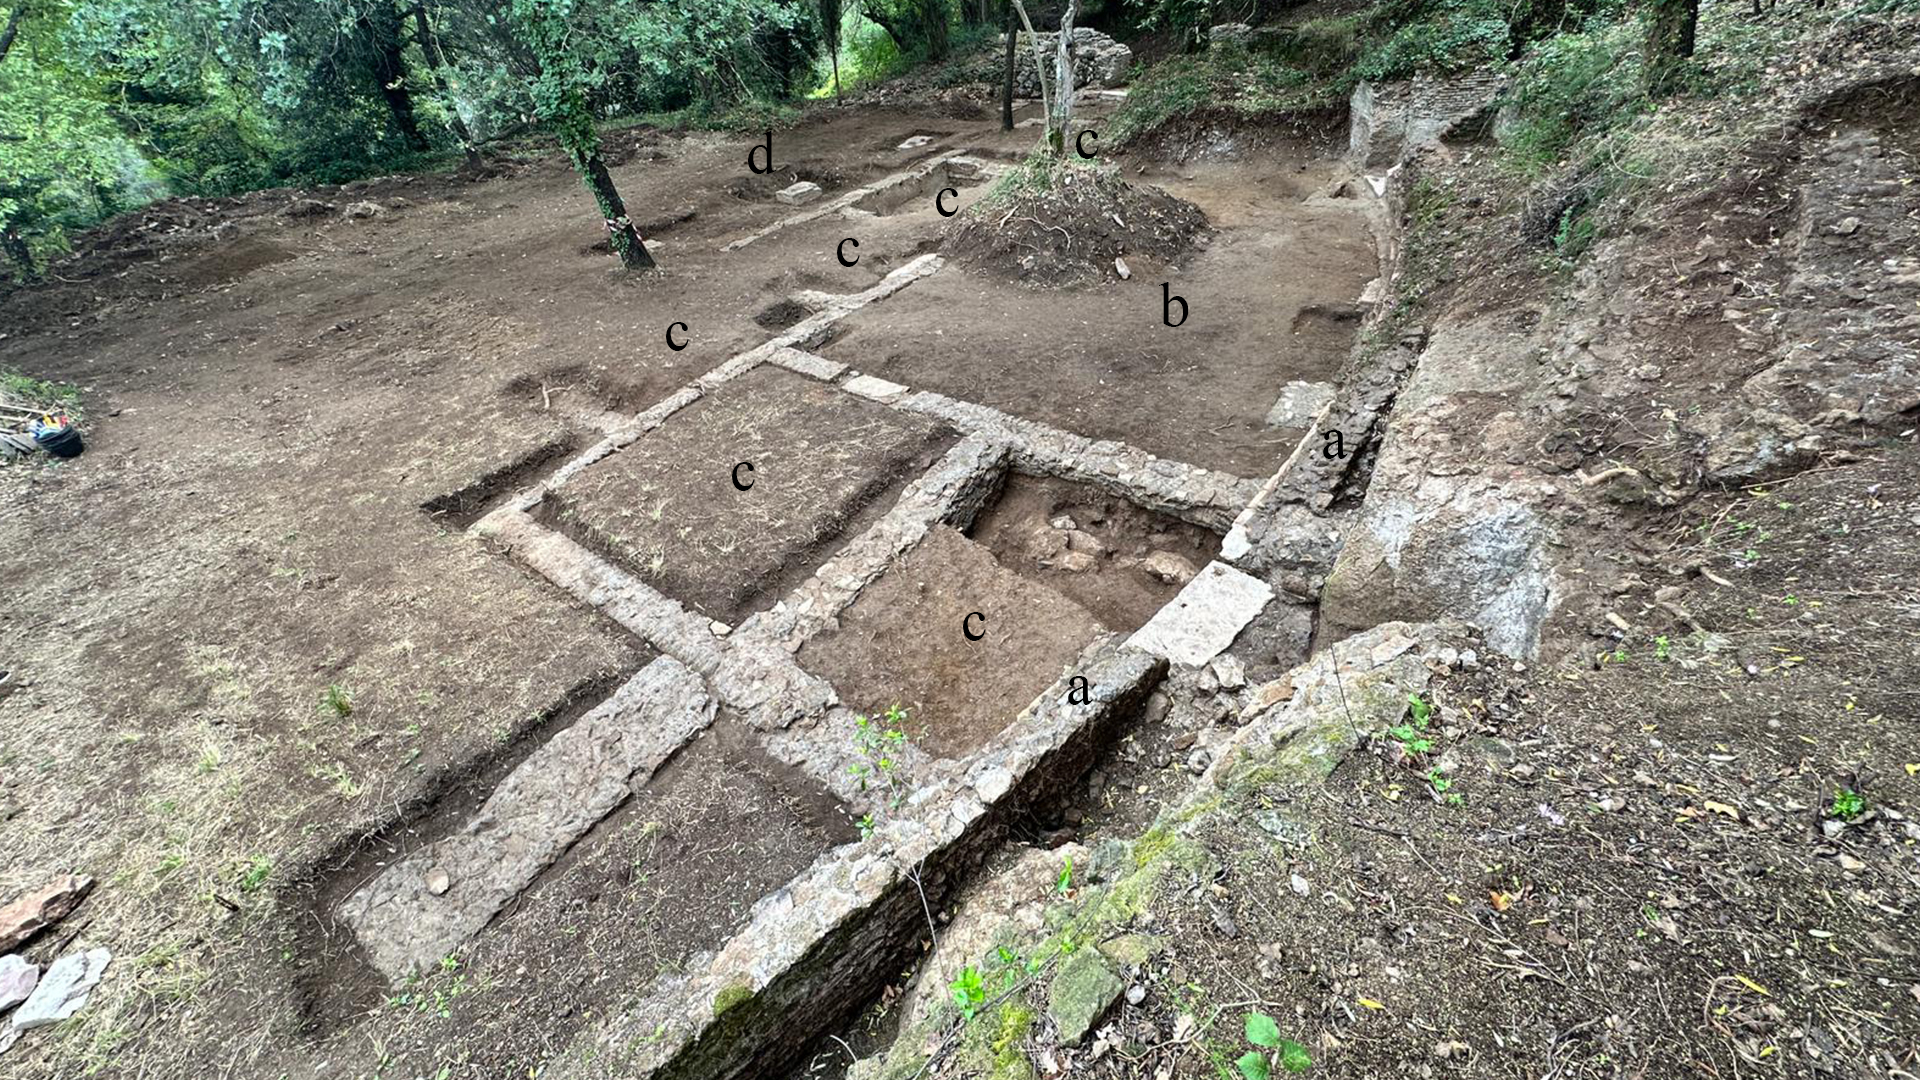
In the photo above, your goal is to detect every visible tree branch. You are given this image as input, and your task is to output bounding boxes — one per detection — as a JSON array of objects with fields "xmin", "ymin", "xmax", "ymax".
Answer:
[{"xmin": 0, "ymin": 3, "xmax": 30, "ymax": 67}]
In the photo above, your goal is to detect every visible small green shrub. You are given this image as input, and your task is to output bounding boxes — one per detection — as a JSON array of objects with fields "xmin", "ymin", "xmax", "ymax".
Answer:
[
  {"xmin": 320, "ymin": 684, "xmax": 353, "ymax": 719},
  {"xmin": 1831, "ymin": 788, "xmax": 1866, "ymax": 821},
  {"xmin": 949, "ymin": 964, "xmax": 987, "ymax": 1019}
]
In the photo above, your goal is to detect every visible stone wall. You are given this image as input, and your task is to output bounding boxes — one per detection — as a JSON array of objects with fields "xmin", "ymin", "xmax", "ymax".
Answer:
[
  {"xmin": 1004, "ymin": 28, "xmax": 1132, "ymax": 97},
  {"xmin": 1348, "ymin": 69, "xmax": 1506, "ymax": 168}
]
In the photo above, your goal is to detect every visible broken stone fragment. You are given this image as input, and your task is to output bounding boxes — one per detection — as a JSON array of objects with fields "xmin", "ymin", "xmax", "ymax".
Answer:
[
  {"xmin": 775, "ymin": 181, "xmax": 822, "ymax": 206},
  {"xmin": 425, "ymin": 867, "xmax": 451, "ymax": 896},
  {"xmin": 0, "ymin": 955, "xmax": 38, "ymax": 1013},
  {"xmin": 1047, "ymin": 949, "xmax": 1125, "ymax": 1045},
  {"xmin": 1065, "ymin": 530, "xmax": 1105, "ymax": 556},
  {"xmin": 0, "ymin": 875, "xmax": 94, "ymax": 953},
  {"xmin": 1138, "ymin": 550, "xmax": 1197, "ymax": 585},
  {"xmin": 343, "ymin": 199, "xmax": 385, "ymax": 220},
  {"xmin": 1060, "ymin": 550, "xmax": 1098, "ymax": 573},
  {"xmin": 11, "ymin": 948, "xmax": 110, "ymax": 1031}
]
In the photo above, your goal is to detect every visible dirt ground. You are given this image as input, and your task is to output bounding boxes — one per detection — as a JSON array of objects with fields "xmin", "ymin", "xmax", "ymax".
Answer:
[
  {"xmin": 546, "ymin": 365, "xmax": 955, "ymax": 624},
  {"xmin": 798, "ymin": 525, "xmax": 1105, "ymax": 760},
  {"xmin": 821, "ymin": 135, "xmax": 1378, "ymax": 478}
]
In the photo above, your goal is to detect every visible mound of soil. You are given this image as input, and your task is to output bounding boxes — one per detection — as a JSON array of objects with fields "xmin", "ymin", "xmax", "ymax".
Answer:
[{"xmin": 941, "ymin": 163, "xmax": 1209, "ymax": 287}]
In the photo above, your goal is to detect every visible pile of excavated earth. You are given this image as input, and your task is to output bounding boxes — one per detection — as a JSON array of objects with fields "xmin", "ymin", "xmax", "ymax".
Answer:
[{"xmin": 1, "ymin": 11, "xmax": 1917, "ymax": 1080}]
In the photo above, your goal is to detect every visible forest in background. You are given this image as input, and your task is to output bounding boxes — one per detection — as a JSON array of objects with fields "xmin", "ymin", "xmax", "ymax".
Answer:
[{"xmin": 6, "ymin": 0, "xmax": 1918, "ymax": 279}]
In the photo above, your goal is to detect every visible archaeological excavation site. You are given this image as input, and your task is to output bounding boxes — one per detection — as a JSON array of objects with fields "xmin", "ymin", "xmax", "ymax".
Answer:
[{"xmin": 2, "ymin": 2, "xmax": 1918, "ymax": 1078}]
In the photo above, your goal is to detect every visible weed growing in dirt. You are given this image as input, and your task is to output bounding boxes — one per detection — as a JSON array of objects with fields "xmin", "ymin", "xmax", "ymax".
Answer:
[
  {"xmin": 319, "ymin": 683, "xmax": 353, "ymax": 719},
  {"xmin": 949, "ymin": 964, "xmax": 987, "ymax": 1020},
  {"xmin": 1232, "ymin": 1010, "xmax": 1311, "ymax": 1077},
  {"xmin": 0, "ymin": 368, "xmax": 84, "ymax": 415},
  {"xmin": 1056, "ymin": 854, "xmax": 1074, "ymax": 895},
  {"xmin": 1387, "ymin": 693, "xmax": 1462, "ymax": 804},
  {"xmin": 1654, "ymin": 635, "xmax": 1673, "ymax": 661},
  {"xmin": 235, "ymin": 855, "xmax": 273, "ymax": 892},
  {"xmin": 387, "ymin": 955, "xmax": 470, "ymax": 1019},
  {"xmin": 1831, "ymin": 788, "xmax": 1866, "ymax": 821},
  {"xmin": 849, "ymin": 706, "xmax": 912, "ymax": 816}
]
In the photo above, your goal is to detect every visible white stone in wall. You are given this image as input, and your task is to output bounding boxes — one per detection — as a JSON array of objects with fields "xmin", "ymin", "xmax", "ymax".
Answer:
[{"xmin": 1127, "ymin": 561, "xmax": 1273, "ymax": 667}]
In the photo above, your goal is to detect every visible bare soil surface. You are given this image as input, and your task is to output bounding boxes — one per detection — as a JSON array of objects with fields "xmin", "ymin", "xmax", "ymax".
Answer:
[
  {"xmin": 968, "ymin": 471, "xmax": 1223, "ymax": 632},
  {"xmin": 0, "ymin": 96, "xmax": 1284, "ymax": 1077},
  {"xmin": 297, "ymin": 716, "xmax": 853, "ymax": 1078},
  {"xmin": 798, "ymin": 525, "xmax": 1104, "ymax": 759},
  {"xmin": 821, "ymin": 147, "xmax": 1379, "ymax": 478},
  {"xmin": 546, "ymin": 365, "xmax": 955, "ymax": 624}
]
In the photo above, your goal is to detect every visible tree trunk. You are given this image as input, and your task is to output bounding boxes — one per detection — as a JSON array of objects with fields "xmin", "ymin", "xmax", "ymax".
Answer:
[
  {"xmin": 1011, "ymin": 1, "xmax": 1050, "ymax": 138},
  {"xmin": 580, "ymin": 151, "xmax": 654, "ymax": 270},
  {"xmin": 411, "ymin": 3, "xmax": 476, "ymax": 152},
  {"xmin": 1048, "ymin": 0, "xmax": 1077, "ymax": 156},
  {"xmin": 920, "ymin": 0, "xmax": 949, "ymax": 60},
  {"xmin": 0, "ymin": 3, "xmax": 27, "ymax": 67},
  {"xmin": 512, "ymin": 0, "xmax": 656, "ymax": 271},
  {"xmin": 832, "ymin": 46, "xmax": 841, "ymax": 103},
  {"xmin": 1000, "ymin": 3, "xmax": 1015, "ymax": 131},
  {"xmin": 1645, "ymin": 0, "xmax": 1698, "ymax": 94},
  {"xmin": 362, "ymin": 5, "xmax": 429, "ymax": 150}
]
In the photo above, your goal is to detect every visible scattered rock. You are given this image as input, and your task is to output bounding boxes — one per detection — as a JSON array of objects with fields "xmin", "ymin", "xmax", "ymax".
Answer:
[
  {"xmin": 0, "ymin": 956, "xmax": 38, "ymax": 1013},
  {"xmin": 11, "ymin": 948, "xmax": 110, "ymax": 1031},
  {"xmin": 284, "ymin": 198, "xmax": 336, "ymax": 219},
  {"xmin": 1184, "ymin": 749, "xmax": 1212, "ymax": 775},
  {"xmin": 775, "ymin": 181, "xmax": 823, "ymax": 206},
  {"xmin": 897, "ymin": 135, "xmax": 934, "ymax": 150},
  {"xmin": 1049, "ymin": 514, "xmax": 1079, "ymax": 532},
  {"xmin": 1061, "ymin": 550, "xmax": 1098, "ymax": 573},
  {"xmin": 1066, "ymin": 530, "xmax": 1106, "ymax": 556},
  {"xmin": 343, "ymin": 200, "xmax": 386, "ymax": 220},
  {"xmin": 1140, "ymin": 550, "xmax": 1197, "ymax": 585},
  {"xmin": 1046, "ymin": 950, "xmax": 1125, "ymax": 1045},
  {"xmin": 1114, "ymin": 257, "xmax": 1131, "ymax": 280},
  {"xmin": 1289, "ymin": 873, "xmax": 1311, "ymax": 897},
  {"xmin": 0, "ymin": 876, "xmax": 95, "ymax": 953},
  {"xmin": 425, "ymin": 867, "xmax": 451, "ymax": 896},
  {"xmin": 1210, "ymin": 655, "xmax": 1246, "ymax": 690},
  {"xmin": 1125, "ymin": 984, "xmax": 1146, "ymax": 1006}
]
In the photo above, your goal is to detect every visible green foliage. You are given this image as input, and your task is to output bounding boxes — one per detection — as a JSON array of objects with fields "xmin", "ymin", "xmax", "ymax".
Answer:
[
  {"xmin": 236, "ymin": 855, "xmax": 273, "ymax": 892},
  {"xmin": 1831, "ymin": 788, "xmax": 1866, "ymax": 821},
  {"xmin": 848, "ymin": 706, "xmax": 912, "ymax": 807},
  {"xmin": 0, "ymin": 368, "xmax": 83, "ymax": 414},
  {"xmin": 1109, "ymin": 45, "xmax": 1310, "ymax": 147},
  {"xmin": 1350, "ymin": 0, "xmax": 1510, "ymax": 82},
  {"xmin": 1498, "ymin": 19, "xmax": 1648, "ymax": 177},
  {"xmin": 1234, "ymin": 1011, "xmax": 1311, "ymax": 1077},
  {"xmin": 320, "ymin": 684, "xmax": 353, "ymax": 719},
  {"xmin": 949, "ymin": 964, "xmax": 987, "ymax": 1019}
]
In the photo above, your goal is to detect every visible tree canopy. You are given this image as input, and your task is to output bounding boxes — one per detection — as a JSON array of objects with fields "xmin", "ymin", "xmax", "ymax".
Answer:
[{"xmin": 0, "ymin": 0, "xmax": 843, "ymax": 275}]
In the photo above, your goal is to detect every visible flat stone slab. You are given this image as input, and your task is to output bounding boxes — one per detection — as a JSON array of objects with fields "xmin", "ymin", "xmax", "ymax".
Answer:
[
  {"xmin": 1264, "ymin": 380, "xmax": 1335, "ymax": 429},
  {"xmin": 776, "ymin": 181, "xmax": 822, "ymax": 205},
  {"xmin": 842, "ymin": 374, "xmax": 908, "ymax": 403},
  {"xmin": 897, "ymin": 135, "xmax": 935, "ymax": 150},
  {"xmin": 1127, "ymin": 560, "xmax": 1273, "ymax": 667},
  {"xmin": 338, "ymin": 658, "xmax": 715, "ymax": 980},
  {"xmin": 11, "ymin": 947, "xmax": 109, "ymax": 1031}
]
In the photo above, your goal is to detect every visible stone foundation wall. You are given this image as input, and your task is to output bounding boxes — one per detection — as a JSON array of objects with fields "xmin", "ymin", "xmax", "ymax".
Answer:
[
  {"xmin": 1004, "ymin": 28, "xmax": 1132, "ymax": 97},
  {"xmin": 1348, "ymin": 69, "xmax": 1506, "ymax": 169}
]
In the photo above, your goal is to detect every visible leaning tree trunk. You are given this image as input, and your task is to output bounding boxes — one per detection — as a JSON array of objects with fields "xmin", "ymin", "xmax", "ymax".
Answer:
[
  {"xmin": 362, "ymin": 5, "xmax": 429, "ymax": 150},
  {"xmin": 511, "ymin": 0, "xmax": 655, "ymax": 270},
  {"xmin": 1010, "ymin": 0, "xmax": 1050, "ymax": 140},
  {"xmin": 1645, "ymin": 0, "xmax": 1698, "ymax": 95},
  {"xmin": 0, "ymin": 3, "xmax": 27, "ymax": 66},
  {"xmin": 411, "ymin": 3, "xmax": 476, "ymax": 153},
  {"xmin": 579, "ymin": 150, "xmax": 653, "ymax": 269},
  {"xmin": 1000, "ymin": 2, "xmax": 1015, "ymax": 131},
  {"xmin": 1047, "ymin": 0, "xmax": 1078, "ymax": 156}
]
